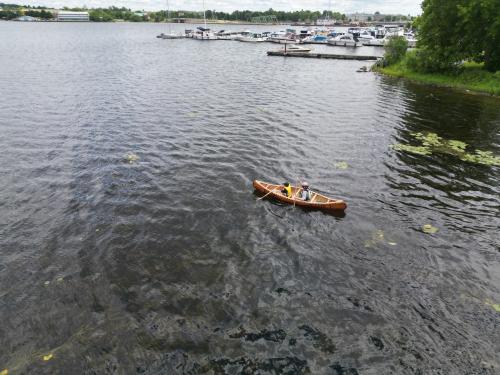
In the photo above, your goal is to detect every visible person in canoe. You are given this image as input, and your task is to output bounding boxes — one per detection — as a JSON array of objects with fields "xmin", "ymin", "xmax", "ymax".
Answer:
[
  {"xmin": 300, "ymin": 182, "xmax": 313, "ymax": 201},
  {"xmin": 281, "ymin": 182, "xmax": 292, "ymax": 197}
]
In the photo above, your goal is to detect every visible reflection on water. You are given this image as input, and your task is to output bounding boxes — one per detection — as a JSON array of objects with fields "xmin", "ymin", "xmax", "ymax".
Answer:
[{"xmin": 0, "ymin": 22, "xmax": 499, "ymax": 374}]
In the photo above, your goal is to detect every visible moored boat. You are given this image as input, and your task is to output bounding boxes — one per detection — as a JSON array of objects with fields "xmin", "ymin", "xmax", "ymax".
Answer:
[
  {"xmin": 158, "ymin": 32, "xmax": 184, "ymax": 39},
  {"xmin": 157, "ymin": 0, "xmax": 184, "ymax": 39},
  {"xmin": 237, "ymin": 32, "xmax": 267, "ymax": 42},
  {"xmin": 193, "ymin": 26, "xmax": 217, "ymax": 40},
  {"xmin": 253, "ymin": 180, "xmax": 347, "ymax": 211},
  {"xmin": 327, "ymin": 34, "xmax": 358, "ymax": 47},
  {"xmin": 277, "ymin": 45, "xmax": 312, "ymax": 53}
]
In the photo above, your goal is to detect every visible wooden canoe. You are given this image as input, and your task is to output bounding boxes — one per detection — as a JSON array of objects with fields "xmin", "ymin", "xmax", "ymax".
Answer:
[{"xmin": 253, "ymin": 180, "xmax": 347, "ymax": 211}]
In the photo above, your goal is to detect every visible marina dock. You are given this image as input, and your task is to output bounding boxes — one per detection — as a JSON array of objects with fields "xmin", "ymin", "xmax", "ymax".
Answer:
[{"xmin": 267, "ymin": 51, "xmax": 380, "ymax": 60}]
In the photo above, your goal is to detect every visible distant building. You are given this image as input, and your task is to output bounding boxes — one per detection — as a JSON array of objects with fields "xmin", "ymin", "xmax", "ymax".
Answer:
[
  {"xmin": 57, "ymin": 11, "xmax": 89, "ymax": 22},
  {"xmin": 347, "ymin": 13, "xmax": 373, "ymax": 22},
  {"xmin": 15, "ymin": 15, "xmax": 38, "ymax": 21}
]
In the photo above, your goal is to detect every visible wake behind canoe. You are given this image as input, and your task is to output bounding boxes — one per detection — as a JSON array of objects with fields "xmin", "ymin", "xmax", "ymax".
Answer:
[{"xmin": 253, "ymin": 180, "xmax": 347, "ymax": 211}]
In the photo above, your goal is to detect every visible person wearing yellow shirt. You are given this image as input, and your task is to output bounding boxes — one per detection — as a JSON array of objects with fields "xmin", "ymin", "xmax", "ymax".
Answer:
[{"xmin": 281, "ymin": 182, "xmax": 292, "ymax": 198}]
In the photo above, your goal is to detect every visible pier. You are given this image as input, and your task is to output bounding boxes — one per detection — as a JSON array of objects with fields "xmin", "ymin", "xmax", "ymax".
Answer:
[{"xmin": 267, "ymin": 51, "xmax": 380, "ymax": 60}]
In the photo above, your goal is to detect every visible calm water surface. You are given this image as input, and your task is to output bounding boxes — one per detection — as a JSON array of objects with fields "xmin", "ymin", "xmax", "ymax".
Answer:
[{"xmin": 0, "ymin": 22, "xmax": 499, "ymax": 374}]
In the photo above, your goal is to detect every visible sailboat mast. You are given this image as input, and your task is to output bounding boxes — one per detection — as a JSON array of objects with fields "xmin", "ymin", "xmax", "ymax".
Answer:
[
  {"xmin": 167, "ymin": 0, "xmax": 171, "ymax": 34},
  {"xmin": 203, "ymin": 0, "xmax": 207, "ymax": 29}
]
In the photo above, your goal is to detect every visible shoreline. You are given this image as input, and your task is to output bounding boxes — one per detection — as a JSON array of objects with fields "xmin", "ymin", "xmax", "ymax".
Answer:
[
  {"xmin": 0, "ymin": 19, "xmax": 391, "ymax": 27},
  {"xmin": 374, "ymin": 63, "xmax": 500, "ymax": 97}
]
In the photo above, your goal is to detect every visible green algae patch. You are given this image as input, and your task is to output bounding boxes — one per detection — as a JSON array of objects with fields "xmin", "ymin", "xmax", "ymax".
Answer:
[
  {"xmin": 393, "ymin": 132, "xmax": 500, "ymax": 167},
  {"xmin": 460, "ymin": 150, "xmax": 500, "ymax": 166},
  {"xmin": 412, "ymin": 132, "xmax": 443, "ymax": 147},
  {"xmin": 124, "ymin": 153, "xmax": 139, "ymax": 164},
  {"xmin": 42, "ymin": 354, "xmax": 53, "ymax": 361},
  {"xmin": 1, "ymin": 369, "xmax": 8, "ymax": 375},
  {"xmin": 422, "ymin": 224, "xmax": 439, "ymax": 234},
  {"xmin": 334, "ymin": 161, "xmax": 349, "ymax": 170},
  {"xmin": 364, "ymin": 230, "xmax": 399, "ymax": 248},
  {"xmin": 392, "ymin": 144, "xmax": 431, "ymax": 156},
  {"xmin": 447, "ymin": 140, "xmax": 468, "ymax": 153},
  {"xmin": 364, "ymin": 230, "xmax": 384, "ymax": 248},
  {"xmin": 485, "ymin": 300, "xmax": 500, "ymax": 312}
]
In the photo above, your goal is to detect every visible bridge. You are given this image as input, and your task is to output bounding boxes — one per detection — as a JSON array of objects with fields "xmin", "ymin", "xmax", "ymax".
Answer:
[{"xmin": 250, "ymin": 15, "xmax": 278, "ymax": 24}]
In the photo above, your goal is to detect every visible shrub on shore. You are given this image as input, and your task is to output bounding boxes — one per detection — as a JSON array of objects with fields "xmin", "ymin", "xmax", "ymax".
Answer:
[{"xmin": 383, "ymin": 36, "xmax": 408, "ymax": 66}]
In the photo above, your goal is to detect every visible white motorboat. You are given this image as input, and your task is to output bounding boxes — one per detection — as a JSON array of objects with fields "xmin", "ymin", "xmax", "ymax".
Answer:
[
  {"xmin": 404, "ymin": 32, "xmax": 418, "ymax": 48},
  {"xmin": 158, "ymin": 32, "xmax": 184, "ymax": 39},
  {"xmin": 237, "ymin": 33, "xmax": 267, "ymax": 42},
  {"xmin": 357, "ymin": 30, "xmax": 376, "ymax": 44},
  {"xmin": 216, "ymin": 30, "xmax": 241, "ymax": 40},
  {"xmin": 278, "ymin": 45, "xmax": 312, "ymax": 53},
  {"xmin": 301, "ymin": 34, "xmax": 328, "ymax": 43},
  {"xmin": 364, "ymin": 34, "xmax": 410, "ymax": 47},
  {"xmin": 267, "ymin": 30, "xmax": 297, "ymax": 44},
  {"xmin": 364, "ymin": 37, "xmax": 387, "ymax": 46},
  {"xmin": 327, "ymin": 34, "xmax": 358, "ymax": 47},
  {"xmin": 193, "ymin": 27, "xmax": 217, "ymax": 40},
  {"xmin": 192, "ymin": 0, "xmax": 217, "ymax": 40}
]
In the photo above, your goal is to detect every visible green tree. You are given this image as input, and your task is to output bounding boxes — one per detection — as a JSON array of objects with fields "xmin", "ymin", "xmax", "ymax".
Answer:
[
  {"xmin": 418, "ymin": 0, "xmax": 500, "ymax": 72},
  {"xmin": 458, "ymin": 0, "xmax": 500, "ymax": 71}
]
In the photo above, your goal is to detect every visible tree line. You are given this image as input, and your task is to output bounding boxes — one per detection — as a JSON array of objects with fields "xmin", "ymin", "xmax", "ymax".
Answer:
[
  {"xmin": 0, "ymin": 4, "xmax": 352, "ymax": 23},
  {"xmin": 88, "ymin": 8, "xmax": 349, "ymax": 23}
]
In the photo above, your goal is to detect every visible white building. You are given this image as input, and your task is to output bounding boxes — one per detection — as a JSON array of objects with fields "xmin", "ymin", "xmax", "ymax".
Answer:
[{"xmin": 57, "ymin": 11, "xmax": 89, "ymax": 22}]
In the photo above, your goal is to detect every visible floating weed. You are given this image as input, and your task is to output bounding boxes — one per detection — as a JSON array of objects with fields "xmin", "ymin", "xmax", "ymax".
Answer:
[
  {"xmin": 388, "ymin": 242, "xmax": 397, "ymax": 246},
  {"xmin": 460, "ymin": 150, "xmax": 500, "ymax": 166},
  {"xmin": 42, "ymin": 354, "xmax": 53, "ymax": 361},
  {"xmin": 447, "ymin": 140, "xmax": 468, "ymax": 153},
  {"xmin": 43, "ymin": 281, "xmax": 50, "ymax": 286},
  {"xmin": 392, "ymin": 144, "xmax": 432, "ymax": 156},
  {"xmin": 1, "ymin": 369, "xmax": 8, "ymax": 375},
  {"xmin": 396, "ymin": 132, "xmax": 500, "ymax": 167},
  {"xmin": 422, "ymin": 224, "xmax": 439, "ymax": 234},
  {"xmin": 56, "ymin": 277, "xmax": 64, "ymax": 283},
  {"xmin": 413, "ymin": 132, "xmax": 443, "ymax": 147},
  {"xmin": 124, "ymin": 153, "xmax": 139, "ymax": 164},
  {"xmin": 485, "ymin": 300, "xmax": 500, "ymax": 312},
  {"xmin": 334, "ymin": 161, "xmax": 349, "ymax": 170},
  {"xmin": 364, "ymin": 230, "xmax": 385, "ymax": 248}
]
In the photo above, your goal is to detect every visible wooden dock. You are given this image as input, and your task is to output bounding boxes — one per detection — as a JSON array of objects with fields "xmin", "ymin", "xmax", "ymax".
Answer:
[{"xmin": 267, "ymin": 51, "xmax": 380, "ymax": 61}]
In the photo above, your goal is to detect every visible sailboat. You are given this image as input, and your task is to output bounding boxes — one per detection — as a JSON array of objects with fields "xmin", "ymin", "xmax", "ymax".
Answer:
[
  {"xmin": 192, "ymin": 0, "xmax": 217, "ymax": 40},
  {"xmin": 157, "ymin": 0, "xmax": 184, "ymax": 39}
]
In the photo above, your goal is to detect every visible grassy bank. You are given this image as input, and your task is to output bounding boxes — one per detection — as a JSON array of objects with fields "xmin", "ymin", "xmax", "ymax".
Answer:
[{"xmin": 376, "ymin": 58, "xmax": 500, "ymax": 96}]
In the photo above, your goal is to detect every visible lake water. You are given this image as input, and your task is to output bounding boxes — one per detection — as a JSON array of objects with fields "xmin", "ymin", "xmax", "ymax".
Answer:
[{"xmin": 0, "ymin": 22, "xmax": 499, "ymax": 374}]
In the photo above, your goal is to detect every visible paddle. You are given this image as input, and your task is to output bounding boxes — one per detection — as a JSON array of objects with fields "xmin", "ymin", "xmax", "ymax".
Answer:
[
  {"xmin": 258, "ymin": 186, "xmax": 280, "ymax": 200},
  {"xmin": 293, "ymin": 178, "xmax": 302, "ymax": 207}
]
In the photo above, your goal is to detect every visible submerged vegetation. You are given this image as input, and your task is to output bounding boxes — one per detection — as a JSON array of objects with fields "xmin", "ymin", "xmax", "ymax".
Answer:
[
  {"xmin": 422, "ymin": 224, "xmax": 438, "ymax": 234},
  {"xmin": 375, "ymin": 0, "xmax": 500, "ymax": 95},
  {"xmin": 392, "ymin": 132, "xmax": 500, "ymax": 167}
]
